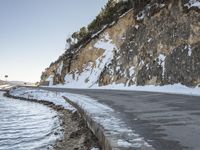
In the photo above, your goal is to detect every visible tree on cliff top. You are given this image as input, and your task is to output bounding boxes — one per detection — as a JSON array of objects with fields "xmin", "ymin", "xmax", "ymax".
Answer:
[{"xmin": 65, "ymin": 0, "xmax": 133, "ymax": 51}]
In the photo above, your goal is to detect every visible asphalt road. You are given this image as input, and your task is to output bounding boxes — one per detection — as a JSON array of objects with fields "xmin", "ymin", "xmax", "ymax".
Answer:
[{"xmin": 41, "ymin": 87, "xmax": 200, "ymax": 150}]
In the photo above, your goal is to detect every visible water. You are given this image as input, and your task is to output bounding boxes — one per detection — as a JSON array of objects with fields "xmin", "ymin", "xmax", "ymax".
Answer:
[{"xmin": 0, "ymin": 92, "xmax": 62, "ymax": 150}]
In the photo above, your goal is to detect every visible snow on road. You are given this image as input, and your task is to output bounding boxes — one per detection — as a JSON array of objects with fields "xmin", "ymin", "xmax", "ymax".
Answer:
[{"xmin": 9, "ymin": 87, "xmax": 153, "ymax": 149}]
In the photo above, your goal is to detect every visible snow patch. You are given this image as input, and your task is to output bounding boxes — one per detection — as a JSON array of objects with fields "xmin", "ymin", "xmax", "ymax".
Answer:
[
  {"xmin": 90, "ymin": 148, "xmax": 100, "ymax": 150},
  {"xmin": 64, "ymin": 32, "xmax": 117, "ymax": 88},
  {"xmin": 158, "ymin": 54, "xmax": 166, "ymax": 77},
  {"xmin": 118, "ymin": 139, "xmax": 133, "ymax": 147},
  {"xmin": 92, "ymin": 83, "xmax": 200, "ymax": 97},
  {"xmin": 46, "ymin": 82, "xmax": 200, "ymax": 97},
  {"xmin": 148, "ymin": 38, "xmax": 152, "ymax": 43},
  {"xmin": 116, "ymin": 66, "xmax": 121, "ymax": 71},
  {"xmin": 136, "ymin": 3, "xmax": 166, "ymax": 21},
  {"xmin": 129, "ymin": 66, "xmax": 135, "ymax": 76},
  {"xmin": 57, "ymin": 61, "xmax": 63, "ymax": 75},
  {"xmin": 9, "ymin": 87, "xmax": 75, "ymax": 111},
  {"xmin": 139, "ymin": 60, "xmax": 145, "ymax": 66},
  {"xmin": 136, "ymin": 10, "xmax": 145, "ymax": 20},
  {"xmin": 188, "ymin": 45, "xmax": 192, "ymax": 56},
  {"xmin": 46, "ymin": 75, "xmax": 54, "ymax": 86},
  {"xmin": 185, "ymin": 0, "xmax": 200, "ymax": 9},
  {"xmin": 135, "ymin": 25, "xmax": 139, "ymax": 29},
  {"xmin": 0, "ymin": 84, "xmax": 13, "ymax": 90}
]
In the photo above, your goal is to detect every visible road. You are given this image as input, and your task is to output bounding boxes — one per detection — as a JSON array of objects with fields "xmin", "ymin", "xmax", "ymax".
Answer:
[{"xmin": 40, "ymin": 87, "xmax": 200, "ymax": 150}]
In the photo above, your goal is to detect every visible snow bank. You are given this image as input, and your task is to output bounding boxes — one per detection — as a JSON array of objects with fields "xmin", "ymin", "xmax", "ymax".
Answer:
[
  {"xmin": 47, "ymin": 83, "xmax": 200, "ymax": 97},
  {"xmin": 9, "ymin": 87, "xmax": 75, "ymax": 111},
  {"xmin": 62, "ymin": 92, "xmax": 153, "ymax": 149},
  {"xmin": 0, "ymin": 84, "xmax": 13, "ymax": 90},
  {"xmin": 93, "ymin": 83, "xmax": 200, "ymax": 96},
  {"xmin": 185, "ymin": 0, "xmax": 200, "ymax": 9}
]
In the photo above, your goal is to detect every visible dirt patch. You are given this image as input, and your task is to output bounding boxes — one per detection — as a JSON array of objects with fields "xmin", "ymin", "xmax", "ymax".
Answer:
[
  {"xmin": 4, "ymin": 92, "xmax": 101, "ymax": 150},
  {"xmin": 54, "ymin": 110, "xmax": 100, "ymax": 150}
]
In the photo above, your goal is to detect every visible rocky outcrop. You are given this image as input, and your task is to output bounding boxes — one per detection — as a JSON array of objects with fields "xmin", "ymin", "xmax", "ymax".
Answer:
[{"xmin": 41, "ymin": 0, "xmax": 200, "ymax": 88}]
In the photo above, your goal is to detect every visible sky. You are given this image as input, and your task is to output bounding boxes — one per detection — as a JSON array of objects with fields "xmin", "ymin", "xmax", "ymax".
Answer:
[{"xmin": 0, "ymin": 0, "xmax": 107, "ymax": 83}]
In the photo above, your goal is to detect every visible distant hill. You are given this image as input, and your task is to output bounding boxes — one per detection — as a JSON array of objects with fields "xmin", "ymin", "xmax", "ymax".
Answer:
[
  {"xmin": 0, "ymin": 80, "xmax": 33, "ymax": 86},
  {"xmin": 0, "ymin": 80, "xmax": 7, "ymax": 85},
  {"xmin": 8, "ymin": 81, "xmax": 32, "ymax": 85}
]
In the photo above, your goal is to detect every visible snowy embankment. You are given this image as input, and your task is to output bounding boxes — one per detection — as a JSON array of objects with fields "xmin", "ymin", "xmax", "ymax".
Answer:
[
  {"xmin": 48, "ymin": 83, "xmax": 200, "ymax": 97},
  {"xmin": 0, "ymin": 84, "xmax": 13, "ymax": 90},
  {"xmin": 95, "ymin": 83, "xmax": 200, "ymax": 96},
  {"xmin": 185, "ymin": 0, "xmax": 200, "ymax": 9},
  {"xmin": 9, "ymin": 88, "xmax": 75, "ymax": 111},
  {"xmin": 9, "ymin": 87, "xmax": 154, "ymax": 150}
]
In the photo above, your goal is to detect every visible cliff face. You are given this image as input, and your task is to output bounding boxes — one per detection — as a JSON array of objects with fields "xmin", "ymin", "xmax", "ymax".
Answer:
[{"xmin": 41, "ymin": 0, "xmax": 200, "ymax": 88}]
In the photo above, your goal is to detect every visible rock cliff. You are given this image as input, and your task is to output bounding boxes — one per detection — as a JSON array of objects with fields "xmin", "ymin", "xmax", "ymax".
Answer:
[{"xmin": 41, "ymin": 0, "xmax": 200, "ymax": 88}]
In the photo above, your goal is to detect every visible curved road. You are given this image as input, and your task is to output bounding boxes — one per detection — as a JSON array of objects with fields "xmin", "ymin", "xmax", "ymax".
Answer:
[{"xmin": 41, "ymin": 87, "xmax": 200, "ymax": 150}]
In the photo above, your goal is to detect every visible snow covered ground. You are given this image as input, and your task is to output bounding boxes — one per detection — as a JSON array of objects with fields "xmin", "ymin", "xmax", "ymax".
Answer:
[
  {"xmin": 0, "ymin": 84, "xmax": 13, "ymax": 90},
  {"xmin": 9, "ymin": 87, "xmax": 154, "ymax": 149},
  {"xmin": 95, "ymin": 83, "xmax": 200, "ymax": 96},
  {"xmin": 185, "ymin": 0, "xmax": 200, "ymax": 9},
  {"xmin": 47, "ymin": 83, "xmax": 200, "ymax": 97},
  {"xmin": 9, "ymin": 88, "xmax": 75, "ymax": 111}
]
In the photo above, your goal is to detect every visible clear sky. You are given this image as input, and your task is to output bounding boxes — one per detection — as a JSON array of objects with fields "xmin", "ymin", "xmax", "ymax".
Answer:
[{"xmin": 0, "ymin": 0, "xmax": 107, "ymax": 83}]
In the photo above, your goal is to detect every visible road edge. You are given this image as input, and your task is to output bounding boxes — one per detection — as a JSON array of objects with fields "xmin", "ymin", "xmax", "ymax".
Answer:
[{"xmin": 63, "ymin": 96, "xmax": 119, "ymax": 150}]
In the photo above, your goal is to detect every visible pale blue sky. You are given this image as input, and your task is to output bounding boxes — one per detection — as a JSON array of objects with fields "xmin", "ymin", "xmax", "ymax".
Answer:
[{"xmin": 0, "ymin": 0, "xmax": 107, "ymax": 82}]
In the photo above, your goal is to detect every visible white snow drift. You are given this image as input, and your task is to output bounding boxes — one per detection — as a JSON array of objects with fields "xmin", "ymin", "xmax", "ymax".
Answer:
[{"xmin": 185, "ymin": 0, "xmax": 200, "ymax": 9}]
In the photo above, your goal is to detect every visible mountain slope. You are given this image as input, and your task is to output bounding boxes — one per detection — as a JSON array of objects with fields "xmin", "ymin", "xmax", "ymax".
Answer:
[{"xmin": 40, "ymin": 0, "xmax": 200, "ymax": 88}]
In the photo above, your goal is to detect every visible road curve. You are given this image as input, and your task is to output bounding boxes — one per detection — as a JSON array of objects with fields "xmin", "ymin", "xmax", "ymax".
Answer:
[{"xmin": 40, "ymin": 87, "xmax": 200, "ymax": 150}]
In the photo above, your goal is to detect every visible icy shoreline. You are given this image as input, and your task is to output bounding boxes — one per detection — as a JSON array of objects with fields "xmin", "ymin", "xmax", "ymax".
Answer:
[{"xmin": 6, "ymin": 88, "xmax": 100, "ymax": 150}]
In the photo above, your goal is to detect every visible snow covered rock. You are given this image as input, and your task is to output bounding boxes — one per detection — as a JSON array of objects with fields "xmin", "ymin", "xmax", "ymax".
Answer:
[{"xmin": 40, "ymin": 0, "xmax": 200, "ymax": 88}]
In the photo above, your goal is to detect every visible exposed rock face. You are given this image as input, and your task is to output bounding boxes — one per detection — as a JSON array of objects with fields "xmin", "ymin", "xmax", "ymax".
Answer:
[{"xmin": 41, "ymin": 0, "xmax": 200, "ymax": 88}]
